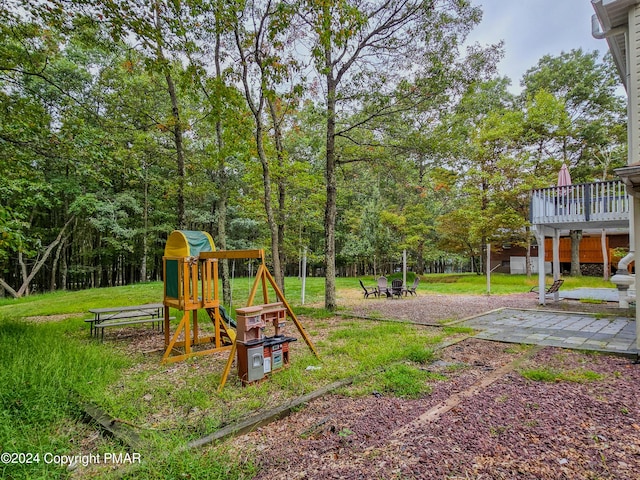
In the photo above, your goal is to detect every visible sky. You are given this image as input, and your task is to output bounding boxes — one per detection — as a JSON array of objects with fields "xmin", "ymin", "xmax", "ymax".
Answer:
[{"xmin": 466, "ymin": 0, "xmax": 608, "ymax": 93}]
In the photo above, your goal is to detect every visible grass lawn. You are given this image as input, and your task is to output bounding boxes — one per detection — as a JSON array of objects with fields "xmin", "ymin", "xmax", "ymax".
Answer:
[
  {"xmin": 0, "ymin": 273, "xmax": 616, "ymax": 479},
  {"xmin": 0, "ymin": 273, "xmax": 614, "ymax": 316},
  {"xmin": 398, "ymin": 272, "xmax": 613, "ymax": 295}
]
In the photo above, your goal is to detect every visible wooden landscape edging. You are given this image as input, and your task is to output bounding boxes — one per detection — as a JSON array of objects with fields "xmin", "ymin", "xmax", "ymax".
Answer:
[
  {"xmin": 183, "ymin": 335, "xmax": 472, "ymax": 451},
  {"xmin": 391, "ymin": 344, "xmax": 544, "ymax": 439},
  {"xmin": 185, "ymin": 378, "xmax": 354, "ymax": 449},
  {"xmin": 81, "ymin": 402, "xmax": 142, "ymax": 449}
]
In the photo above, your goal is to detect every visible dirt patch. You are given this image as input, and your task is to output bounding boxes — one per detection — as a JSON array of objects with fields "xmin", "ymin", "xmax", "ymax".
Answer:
[
  {"xmin": 342, "ymin": 292, "xmax": 626, "ymax": 324},
  {"xmin": 23, "ymin": 313, "xmax": 85, "ymax": 324},
  {"xmin": 231, "ymin": 338, "xmax": 640, "ymax": 479},
  {"xmin": 104, "ymin": 326, "xmax": 168, "ymax": 356}
]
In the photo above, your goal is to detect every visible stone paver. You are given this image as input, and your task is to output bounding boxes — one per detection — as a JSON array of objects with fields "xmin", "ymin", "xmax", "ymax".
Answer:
[
  {"xmin": 558, "ymin": 287, "xmax": 619, "ymax": 302},
  {"xmin": 462, "ymin": 308, "xmax": 638, "ymax": 355}
]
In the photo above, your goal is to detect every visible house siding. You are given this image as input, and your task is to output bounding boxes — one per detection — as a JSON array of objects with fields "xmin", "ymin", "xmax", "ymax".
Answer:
[
  {"xmin": 630, "ymin": 6, "xmax": 640, "ymax": 164},
  {"xmin": 489, "ymin": 234, "xmax": 630, "ymax": 274}
]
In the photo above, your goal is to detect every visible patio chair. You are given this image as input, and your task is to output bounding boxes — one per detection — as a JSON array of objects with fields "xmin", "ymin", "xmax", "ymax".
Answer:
[
  {"xmin": 391, "ymin": 279, "xmax": 403, "ymax": 298},
  {"xmin": 529, "ymin": 279, "xmax": 564, "ymax": 294},
  {"xmin": 403, "ymin": 277, "xmax": 420, "ymax": 296},
  {"xmin": 377, "ymin": 276, "xmax": 392, "ymax": 298},
  {"xmin": 359, "ymin": 279, "xmax": 379, "ymax": 299}
]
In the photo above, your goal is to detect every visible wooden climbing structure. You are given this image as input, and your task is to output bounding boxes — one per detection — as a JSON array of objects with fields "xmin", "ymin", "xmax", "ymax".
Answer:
[{"xmin": 162, "ymin": 230, "xmax": 235, "ymax": 363}]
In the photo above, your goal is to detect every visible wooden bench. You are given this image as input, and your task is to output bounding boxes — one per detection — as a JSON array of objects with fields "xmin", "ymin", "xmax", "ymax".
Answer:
[
  {"xmin": 94, "ymin": 317, "xmax": 172, "ymax": 341},
  {"xmin": 86, "ymin": 304, "xmax": 169, "ymax": 341}
]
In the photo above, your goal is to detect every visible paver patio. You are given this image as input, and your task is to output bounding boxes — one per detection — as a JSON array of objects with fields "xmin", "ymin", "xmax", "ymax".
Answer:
[{"xmin": 461, "ymin": 307, "xmax": 638, "ymax": 355}]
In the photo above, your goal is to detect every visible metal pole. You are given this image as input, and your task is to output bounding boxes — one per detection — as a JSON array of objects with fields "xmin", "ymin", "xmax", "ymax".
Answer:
[
  {"xmin": 230, "ymin": 260, "xmax": 235, "ymax": 308},
  {"xmin": 301, "ymin": 247, "xmax": 307, "ymax": 305},
  {"xmin": 402, "ymin": 249, "xmax": 407, "ymax": 288},
  {"xmin": 486, "ymin": 243, "xmax": 491, "ymax": 295}
]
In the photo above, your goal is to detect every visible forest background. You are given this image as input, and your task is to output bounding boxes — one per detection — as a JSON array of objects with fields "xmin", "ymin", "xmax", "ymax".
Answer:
[{"xmin": 0, "ymin": 0, "xmax": 627, "ymax": 309}]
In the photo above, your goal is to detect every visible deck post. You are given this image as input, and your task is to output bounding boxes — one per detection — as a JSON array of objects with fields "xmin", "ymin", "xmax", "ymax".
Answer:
[
  {"xmin": 534, "ymin": 227, "xmax": 546, "ymax": 305},
  {"xmin": 552, "ymin": 229, "xmax": 561, "ymax": 302}
]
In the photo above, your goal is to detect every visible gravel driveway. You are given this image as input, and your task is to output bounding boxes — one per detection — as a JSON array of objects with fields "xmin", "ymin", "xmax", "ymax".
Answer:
[{"xmin": 342, "ymin": 291, "xmax": 623, "ymax": 324}]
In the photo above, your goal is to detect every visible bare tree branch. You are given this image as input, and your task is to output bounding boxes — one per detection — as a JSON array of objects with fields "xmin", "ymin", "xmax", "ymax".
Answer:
[{"xmin": 1, "ymin": 216, "xmax": 75, "ymax": 298}]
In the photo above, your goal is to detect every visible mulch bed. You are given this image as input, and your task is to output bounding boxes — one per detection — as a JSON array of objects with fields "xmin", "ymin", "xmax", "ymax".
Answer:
[{"xmin": 229, "ymin": 294, "xmax": 640, "ymax": 479}]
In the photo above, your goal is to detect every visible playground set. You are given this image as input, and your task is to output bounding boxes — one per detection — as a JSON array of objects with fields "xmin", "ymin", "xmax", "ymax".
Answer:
[{"xmin": 162, "ymin": 230, "xmax": 318, "ymax": 390}]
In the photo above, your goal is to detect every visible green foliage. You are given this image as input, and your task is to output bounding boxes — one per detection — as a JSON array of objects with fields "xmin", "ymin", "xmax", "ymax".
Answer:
[
  {"xmin": 520, "ymin": 48, "xmax": 626, "ymax": 182},
  {"xmin": 0, "ymin": 206, "xmax": 29, "ymax": 263},
  {"xmin": 0, "ymin": 4, "xmax": 626, "ymax": 305}
]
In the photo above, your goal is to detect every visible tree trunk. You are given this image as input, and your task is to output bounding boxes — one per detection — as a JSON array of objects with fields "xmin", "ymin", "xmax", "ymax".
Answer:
[
  {"xmin": 95, "ymin": 234, "xmax": 101, "ymax": 288},
  {"xmin": 214, "ymin": 28, "xmax": 231, "ymax": 305},
  {"xmin": 141, "ymin": 166, "xmax": 149, "ymax": 282},
  {"xmin": 570, "ymin": 229, "xmax": 582, "ymax": 276},
  {"xmin": 154, "ymin": 2, "xmax": 185, "ymax": 228},
  {"xmin": 255, "ymin": 123, "xmax": 284, "ymax": 291},
  {"xmin": 324, "ymin": 72, "xmax": 338, "ymax": 311},
  {"xmin": 165, "ymin": 71, "xmax": 186, "ymax": 229},
  {"xmin": 234, "ymin": 22, "xmax": 284, "ymax": 292},
  {"xmin": 50, "ymin": 232, "xmax": 70, "ymax": 291},
  {"xmin": 217, "ymin": 187, "xmax": 231, "ymax": 304},
  {"xmin": 268, "ymin": 97, "xmax": 287, "ymax": 291},
  {"xmin": 61, "ymin": 244, "xmax": 67, "ymax": 290},
  {"xmin": 416, "ymin": 243, "xmax": 425, "ymax": 275}
]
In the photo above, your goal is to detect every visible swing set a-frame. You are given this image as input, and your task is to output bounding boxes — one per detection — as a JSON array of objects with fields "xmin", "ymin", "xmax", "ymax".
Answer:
[{"xmin": 161, "ymin": 230, "xmax": 318, "ymax": 390}]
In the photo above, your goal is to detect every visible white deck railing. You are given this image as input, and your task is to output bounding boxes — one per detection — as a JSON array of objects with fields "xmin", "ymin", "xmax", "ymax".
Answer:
[{"xmin": 530, "ymin": 180, "xmax": 629, "ymax": 226}]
